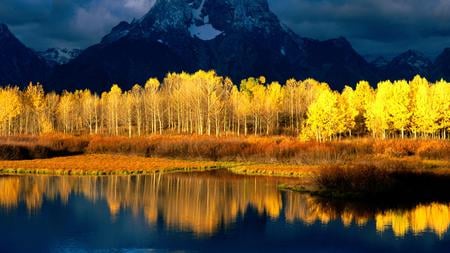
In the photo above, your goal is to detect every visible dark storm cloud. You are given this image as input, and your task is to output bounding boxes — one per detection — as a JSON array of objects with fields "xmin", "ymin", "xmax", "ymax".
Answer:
[
  {"xmin": 0, "ymin": 0, "xmax": 155, "ymax": 50},
  {"xmin": 1, "ymin": 0, "xmax": 450, "ymax": 57},
  {"xmin": 268, "ymin": 0, "xmax": 450, "ymax": 57}
]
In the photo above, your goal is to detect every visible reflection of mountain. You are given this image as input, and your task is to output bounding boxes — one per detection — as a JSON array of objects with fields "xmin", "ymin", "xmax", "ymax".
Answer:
[{"xmin": 0, "ymin": 173, "xmax": 450, "ymax": 237}]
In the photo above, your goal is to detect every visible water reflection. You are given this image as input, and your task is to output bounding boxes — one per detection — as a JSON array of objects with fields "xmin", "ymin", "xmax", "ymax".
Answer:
[
  {"xmin": 284, "ymin": 193, "xmax": 450, "ymax": 238},
  {"xmin": 0, "ymin": 172, "xmax": 449, "ymax": 238}
]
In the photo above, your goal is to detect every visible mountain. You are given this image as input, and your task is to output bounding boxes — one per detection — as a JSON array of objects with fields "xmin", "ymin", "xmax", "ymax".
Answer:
[
  {"xmin": 432, "ymin": 48, "xmax": 450, "ymax": 81},
  {"xmin": 0, "ymin": 24, "xmax": 50, "ymax": 87},
  {"xmin": 49, "ymin": 0, "xmax": 377, "ymax": 92},
  {"xmin": 369, "ymin": 56, "xmax": 389, "ymax": 68},
  {"xmin": 38, "ymin": 48, "xmax": 82, "ymax": 66},
  {"xmin": 6, "ymin": 0, "xmax": 447, "ymax": 92},
  {"xmin": 299, "ymin": 37, "xmax": 379, "ymax": 89},
  {"xmin": 381, "ymin": 50, "xmax": 432, "ymax": 81}
]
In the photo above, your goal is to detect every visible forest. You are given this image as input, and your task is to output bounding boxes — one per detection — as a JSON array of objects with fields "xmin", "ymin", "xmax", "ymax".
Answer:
[{"xmin": 0, "ymin": 71, "xmax": 449, "ymax": 141}]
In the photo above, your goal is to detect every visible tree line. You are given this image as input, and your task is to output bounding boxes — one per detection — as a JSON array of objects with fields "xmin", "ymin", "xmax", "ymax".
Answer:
[{"xmin": 0, "ymin": 71, "xmax": 449, "ymax": 140}]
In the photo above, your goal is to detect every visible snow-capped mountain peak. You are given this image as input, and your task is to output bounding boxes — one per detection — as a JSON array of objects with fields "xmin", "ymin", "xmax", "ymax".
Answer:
[
  {"xmin": 49, "ymin": 0, "xmax": 379, "ymax": 92},
  {"xmin": 390, "ymin": 50, "xmax": 431, "ymax": 69},
  {"xmin": 188, "ymin": 0, "xmax": 223, "ymax": 40},
  {"xmin": 101, "ymin": 0, "xmax": 280, "ymax": 44},
  {"xmin": 38, "ymin": 48, "xmax": 82, "ymax": 65},
  {"xmin": 380, "ymin": 50, "xmax": 432, "ymax": 80},
  {"xmin": 370, "ymin": 56, "xmax": 389, "ymax": 68}
]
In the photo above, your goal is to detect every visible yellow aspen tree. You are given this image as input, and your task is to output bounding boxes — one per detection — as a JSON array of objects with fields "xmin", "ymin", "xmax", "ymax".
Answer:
[
  {"xmin": 389, "ymin": 80, "xmax": 411, "ymax": 138},
  {"xmin": 409, "ymin": 76, "xmax": 433, "ymax": 137},
  {"xmin": 365, "ymin": 81, "xmax": 392, "ymax": 138},
  {"xmin": 231, "ymin": 86, "xmax": 250, "ymax": 136},
  {"xmin": 80, "ymin": 89, "xmax": 96, "ymax": 134},
  {"xmin": 264, "ymin": 81, "xmax": 283, "ymax": 135},
  {"xmin": 109, "ymin": 84, "xmax": 122, "ymax": 136},
  {"xmin": 124, "ymin": 91, "xmax": 134, "ymax": 138},
  {"xmin": 284, "ymin": 79, "xmax": 298, "ymax": 132},
  {"xmin": 241, "ymin": 77, "xmax": 266, "ymax": 135},
  {"xmin": 0, "ymin": 87, "xmax": 22, "ymax": 136},
  {"xmin": 230, "ymin": 86, "xmax": 240, "ymax": 135},
  {"xmin": 195, "ymin": 70, "xmax": 223, "ymax": 136},
  {"xmin": 44, "ymin": 92, "xmax": 60, "ymax": 133},
  {"xmin": 25, "ymin": 83, "xmax": 52, "ymax": 134},
  {"xmin": 353, "ymin": 81, "xmax": 374, "ymax": 135},
  {"xmin": 73, "ymin": 90, "xmax": 84, "ymax": 132},
  {"xmin": 221, "ymin": 77, "xmax": 233, "ymax": 134},
  {"xmin": 340, "ymin": 86, "xmax": 358, "ymax": 137},
  {"xmin": 131, "ymin": 84, "xmax": 144, "ymax": 136},
  {"xmin": 58, "ymin": 91, "xmax": 75, "ymax": 134},
  {"xmin": 210, "ymin": 76, "xmax": 230, "ymax": 136},
  {"xmin": 431, "ymin": 80, "xmax": 450, "ymax": 138},
  {"xmin": 304, "ymin": 87, "xmax": 339, "ymax": 142},
  {"xmin": 100, "ymin": 92, "xmax": 110, "ymax": 134},
  {"xmin": 145, "ymin": 78, "xmax": 162, "ymax": 134}
]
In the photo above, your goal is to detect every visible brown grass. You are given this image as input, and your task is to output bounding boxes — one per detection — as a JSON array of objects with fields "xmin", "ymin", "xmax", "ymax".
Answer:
[
  {"xmin": 84, "ymin": 136, "xmax": 450, "ymax": 163},
  {"xmin": 228, "ymin": 163, "xmax": 321, "ymax": 179},
  {"xmin": 0, "ymin": 154, "xmax": 220, "ymax": 175},
  {"xmin": 0, "ymin": 135, "xmax": 450, "ymax": 178},
  {"xmin": 85, "ymin": 135, "xmax": 376, "ymax": 163}
]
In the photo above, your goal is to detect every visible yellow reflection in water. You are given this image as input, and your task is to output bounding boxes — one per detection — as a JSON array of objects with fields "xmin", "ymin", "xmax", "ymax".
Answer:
[
  {"xmin": 375, "ymin": 203, "xmax": 450, "ymax": 237},
  {"xmin": 0, "ymin": 174, "xmax": 449, "ymax": 238},
  {"xmin": 284, "ymin": 192, "xmax": 450, "ymax": 238}
]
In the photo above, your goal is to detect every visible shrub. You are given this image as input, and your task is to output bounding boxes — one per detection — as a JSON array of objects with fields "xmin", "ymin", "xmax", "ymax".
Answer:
[{"xmin": 315, "ymin": 162, "xmax": 450, "ymax": 200}]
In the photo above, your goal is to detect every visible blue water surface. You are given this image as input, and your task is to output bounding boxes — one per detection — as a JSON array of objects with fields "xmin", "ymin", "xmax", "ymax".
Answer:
[{"xmin": 0, "ymin": 172, "xmax": 449, "ymax": 253}]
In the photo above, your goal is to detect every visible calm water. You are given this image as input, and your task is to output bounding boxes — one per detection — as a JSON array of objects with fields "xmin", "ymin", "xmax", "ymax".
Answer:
[{"xmin": 1, "ymin": 171, "xmax": 450, "ymax": 253}]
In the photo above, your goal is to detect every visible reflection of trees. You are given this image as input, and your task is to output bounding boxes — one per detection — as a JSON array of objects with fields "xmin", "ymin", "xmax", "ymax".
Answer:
[
  {"xmin": 0, "ymin": 174, "xmax": 450, "ymax": 237},
  {"xmin": 0, "ymin": 177, "xmax": 20, "ymax": 209},
  {"xmin": 0, "ymin": 174, "xmax": 283, "ymax": 235},
  {"xmin": 375, "ymin": 204, "xmax": 450, "ymax": 237},
  {"xmin": 284, "ymin": 192, "xmax": 450, "ymax": 237}
]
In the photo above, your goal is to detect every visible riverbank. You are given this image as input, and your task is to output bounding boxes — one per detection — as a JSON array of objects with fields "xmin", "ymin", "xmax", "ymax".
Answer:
[
  {"xmin": 1, "ymin": 152, "xmax": 449, "ymax": 184},
  {"xmin": 1, "ymin": 135, "xmax": 450, "ymax": 198},
  {"xmin": 2, "ymin": 134, "xmax": 450, "ymax": 163},
  {"xmin": 0, "ymin": 154, "xmax": 222, "ymax": 176},
  {"xmin": 0, "ymin": 153, "xmax": 320, "ymax": 183}
]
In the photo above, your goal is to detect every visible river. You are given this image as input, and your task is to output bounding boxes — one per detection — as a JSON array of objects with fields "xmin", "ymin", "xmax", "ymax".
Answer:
[{"xmin": 0, "ymin": 171, "xmax": 449, "ymax": 252}]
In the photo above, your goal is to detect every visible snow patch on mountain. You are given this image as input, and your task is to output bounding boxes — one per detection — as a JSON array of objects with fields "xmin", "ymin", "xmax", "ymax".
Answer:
[
  {"xmin": 189, "ymin": 23, "xmax": 222, "ymax": 40},
  {"xmin": 38, "ymin": 48, "xmax": 82, "ymax": 65},
  {"xmin": 389, "ymin": 50, "xmax": 432, "ymax": 71},
  {"xmin": 192, "ymin": 0, "xmax": 206, "ymax": 20},
  {"xmin": 370, "ymin": 56, "xmax": 389, "ymax": 68},
  {"xmin": 187, "ymin": 0, "xmax": 222, "ymax": 40}
]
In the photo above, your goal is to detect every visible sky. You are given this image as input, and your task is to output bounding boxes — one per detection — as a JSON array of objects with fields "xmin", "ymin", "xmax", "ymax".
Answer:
[{"xmin": 1, "ymin": 0, "xmax": 450, "ymax": 58}]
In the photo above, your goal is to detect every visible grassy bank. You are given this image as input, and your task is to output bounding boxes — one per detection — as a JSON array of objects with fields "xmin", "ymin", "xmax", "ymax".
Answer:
[
  {"xmin": 0, "ymin": 135, "xmax": 450, "ymax": 187},
  {"xmin": 1, "ymin": 134, "xmax": 450, "ymax": 162},
  {"xmin": 0, "ymin": 154, "xmax": 222, "ymax": 176}
]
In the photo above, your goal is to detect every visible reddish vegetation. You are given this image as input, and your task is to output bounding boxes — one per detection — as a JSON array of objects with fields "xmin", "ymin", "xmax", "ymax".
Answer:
[
  {"xmin": 85, "ymin": 135, "xmax": 371, "ymax": 162},
  {"xmin": 0, "ymin": 134, "xmax": 449, "ymax": 163},
  {"xmin": 0, "ymin": 154, "xmax": 217, "ymax": 174},
  {"xmin": 0, "ymin": 134, "xmax": 88, "ymax": 160}
]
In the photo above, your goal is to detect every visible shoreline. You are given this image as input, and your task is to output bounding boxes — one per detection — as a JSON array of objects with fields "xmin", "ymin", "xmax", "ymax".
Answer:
[
  {"xmin": 2, "ymin": 153, "xmax": 450, "ymax": 202},
  {"xmin": 0, "ymin": 154, "xmax": 320, "ymax": 183},
  {"xmin": 0, "ymin": 154, "xmax": 225, "ymax": 176},
  {"xmin": 0, "ymin": 152, "xmax": 449, "ymax": 178}
]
